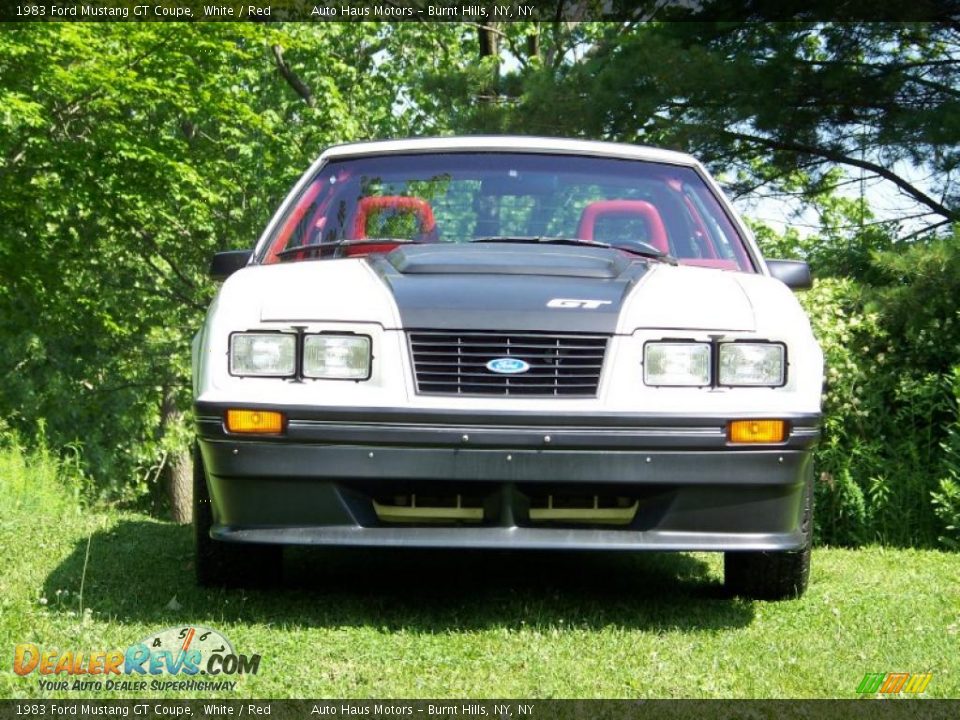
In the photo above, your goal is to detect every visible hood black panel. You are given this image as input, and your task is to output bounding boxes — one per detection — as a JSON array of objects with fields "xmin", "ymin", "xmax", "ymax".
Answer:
[
  {"xmin": 367, "ymin": 244, "xmax": 648, "ymax": 333},
  {"xmin": 389, "ymin": 243, "xmax": 633, "ymax": 279}
]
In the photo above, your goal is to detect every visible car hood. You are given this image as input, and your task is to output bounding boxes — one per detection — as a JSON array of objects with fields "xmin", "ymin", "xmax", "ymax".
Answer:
[
  {"xmin": 365, "ymin": 244, "xmax": 648, "ymax": 333},
  {"xmin": 247, "ymin": 244, "xmax": 756, "ymax": 334},
  {"xmin": 616, "ymin": 263, "xmax": 756, "ymax": 333}
]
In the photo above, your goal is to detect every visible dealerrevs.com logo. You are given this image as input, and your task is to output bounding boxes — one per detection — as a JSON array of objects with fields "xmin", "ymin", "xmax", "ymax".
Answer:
[{"xmin": 14, "ymin": 626, "xmax": 261, "ymax": 692}]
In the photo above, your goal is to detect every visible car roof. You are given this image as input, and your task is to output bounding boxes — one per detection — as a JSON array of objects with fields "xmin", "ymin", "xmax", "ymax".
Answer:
[{"xmin": 319, "ymin": 136, "xmax": 700, "ymax": 167}]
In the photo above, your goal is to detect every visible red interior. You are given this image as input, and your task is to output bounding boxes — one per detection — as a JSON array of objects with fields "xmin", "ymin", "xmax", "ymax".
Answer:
[
  {"xmin": 576, "ymin": 200, "xmax": 670, "ymax": 253},
  {"xmin": 340, "ymin": 196, "xmax": 438, "ymax": 257}
]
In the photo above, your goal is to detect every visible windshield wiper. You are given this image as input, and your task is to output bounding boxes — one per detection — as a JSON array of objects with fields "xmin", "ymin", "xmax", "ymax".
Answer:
[
  {"xmin": 275, "ymin": 239, "xmax": 427, "ymax": 260},
  {"xmin": 607, "ymin": 239, "xmax": 678, "ymax": 264},
  {"xmin": 275, "ymin": 244, "xmax": 326, "ymax": 260},
  {"xmin": 469, "ymin": 236, "xmax": 677, "ymax": 264},
  {"xmin": 471, "ymin": 235, "xmax": 606, "ymax": 249}
]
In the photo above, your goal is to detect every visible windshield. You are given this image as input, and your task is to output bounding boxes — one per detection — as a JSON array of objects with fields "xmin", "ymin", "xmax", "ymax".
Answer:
[{"xmin": 258, "ymin": 152, "xmax": 755, "ymax": 271}]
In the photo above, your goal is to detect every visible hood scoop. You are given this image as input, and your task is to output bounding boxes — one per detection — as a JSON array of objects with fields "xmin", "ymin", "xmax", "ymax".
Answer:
[
  {"xmin": 367, "ymin": 243, "xmax": 648, "ymax": 334},
  {"xmin": 387, "ymin": 243, "xmax": 633, "ymax": 279}
]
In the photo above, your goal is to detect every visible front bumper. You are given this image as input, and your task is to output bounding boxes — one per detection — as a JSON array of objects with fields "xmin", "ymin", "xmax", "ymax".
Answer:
[{"xmin": 195, "ymin": 404, "xmax": 819, "ymax": 551}]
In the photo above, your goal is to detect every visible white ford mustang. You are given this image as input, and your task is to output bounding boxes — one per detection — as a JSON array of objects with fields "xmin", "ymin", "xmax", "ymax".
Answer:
[{"xmin": 193, "ymin": 136, "xmax": 823, "ymax": 599}]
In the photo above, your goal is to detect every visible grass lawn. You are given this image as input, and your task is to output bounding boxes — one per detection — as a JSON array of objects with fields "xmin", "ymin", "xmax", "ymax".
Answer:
[{"xmin": 0, "ymin": 458, "xmax": 957, "ymax": 699}]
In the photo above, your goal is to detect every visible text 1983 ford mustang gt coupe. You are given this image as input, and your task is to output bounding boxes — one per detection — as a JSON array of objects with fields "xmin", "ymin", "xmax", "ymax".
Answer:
[{"xmin": 193, "ymin": 136, "xmax": 823, "ymax": 599}]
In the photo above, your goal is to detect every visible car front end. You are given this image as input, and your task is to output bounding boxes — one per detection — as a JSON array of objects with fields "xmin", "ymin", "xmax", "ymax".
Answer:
[{"xmin": 192, "ymin": 137, "xmax": 823, "ymax": 598}]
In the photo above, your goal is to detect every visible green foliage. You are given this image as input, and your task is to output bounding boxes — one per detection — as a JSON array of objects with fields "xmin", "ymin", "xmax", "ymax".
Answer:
[
  {"xmin": 0, "ymin": 425, "xmax": 87, "ymax": 519},
  {"xmin": 933, "ymin": 476, "xmax": 960, "ymax": 550},
  {"xmin": 0, "ymin": 24, "xmax": 470, "ymax": 508},
  {"xmin": 756, "ymin": 226, "xmax": 960, "ymax": 547},
  {"xmin": 795, "ymin": 278, "xmax": 876, "ymax": 543},
  {"xmin": 868, "ymin": 234, "xmax": 960, "ymax": 374},
  {"xmin": 746, "ymin": 178, "xmax": 896, "ymax": 282},
  {"xmin": 437, "ymin": 22, "xmax": 957, "ymax": 229},
  {"xmin": 932, "ymin": 367, "xmax": 960, "ymax": 549}
]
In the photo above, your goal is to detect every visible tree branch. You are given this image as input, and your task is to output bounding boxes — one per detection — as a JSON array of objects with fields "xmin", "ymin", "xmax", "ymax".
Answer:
[
  {"xmin": 271, "ymin": 44, "xmax": 315, "ymax": 108},
  {"xmin": 140, "ymin": 254, "xmax": 207, "ymax": 312},
  {"xmin": 716, "ymin": 128, "xmax": 958, "ymax": 221},
  {"xmin": 766, "ymin": 56, "xmax": 960, "ymax": 73},
  {"xmin": 135, "ymin": 230, "xmax": 199, "ymax": 294},
  {"xmin": 905, "ymin": 74, "xmax": 960, "ymax": 100},
  {"xmin": 897, "ymin": 218, "xmax": 953, "ymax": 242}
]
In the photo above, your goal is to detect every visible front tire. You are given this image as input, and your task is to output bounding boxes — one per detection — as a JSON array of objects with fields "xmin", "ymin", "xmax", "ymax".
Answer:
[
  {"xmin": 193, "ymin": 444, "xmax": 282, "ymax": 588},
  {"xmin": 724, "ymin": 473, "xmax": 813, "ymax": 600}
]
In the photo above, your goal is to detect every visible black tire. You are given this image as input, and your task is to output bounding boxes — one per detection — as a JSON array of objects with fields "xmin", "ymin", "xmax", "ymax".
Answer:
[
  {"xmin": 724, "ymin": 472, "xmax": 814, "ymax": 600},
  {"xmin": 194, "ymin": 444, "xmax": 282, "ymax": 588}
]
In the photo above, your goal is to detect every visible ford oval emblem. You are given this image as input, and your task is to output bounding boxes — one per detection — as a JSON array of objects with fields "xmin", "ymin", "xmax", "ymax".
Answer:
[{"xmin": 486, "ymin": 357, "xmax": 531, "ymax": 374}]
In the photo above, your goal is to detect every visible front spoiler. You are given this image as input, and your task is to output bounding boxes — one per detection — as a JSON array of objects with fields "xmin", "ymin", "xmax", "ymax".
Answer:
[
  {"xmin": 200, "ymin": 438, "xmax": 809, "ymax": 486},
  {"xmin": 211, "ymin": 525, "xmax": 805, "ymax": 552},
  {"xmin": 196, "ymin": 405, "xmax": 818, "ymax": 552}
]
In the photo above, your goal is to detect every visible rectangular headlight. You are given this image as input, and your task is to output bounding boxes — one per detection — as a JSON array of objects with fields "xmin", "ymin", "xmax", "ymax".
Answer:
[
  {"xmin": 644, "ymin": 342, "xmax": 711, "ymax": 386},
  {"xmin": 229, "ymin": 333, "xmax": 296, "ymax": 377},
  {"xmin": 719, "ymin": 343, "xmax": 785, "ymax": 386},
  {"xmin": 303, "ymin": 334, "xmax": 371, "ymax": 379}
]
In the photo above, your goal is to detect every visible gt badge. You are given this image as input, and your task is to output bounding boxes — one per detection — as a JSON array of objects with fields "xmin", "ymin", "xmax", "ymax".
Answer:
[{"xmin": 546, "ymin": 298, "xmax": 613, "ymax": 309}]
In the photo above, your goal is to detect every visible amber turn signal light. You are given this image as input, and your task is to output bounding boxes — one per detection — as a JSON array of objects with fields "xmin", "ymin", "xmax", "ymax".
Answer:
[
  {"xmin": 225, "ymin": 409, "xmax": 285, "ymax": 434},
  {"xmin": 728, "ymin": 419, "xmax": 786, "ymax": 444}
]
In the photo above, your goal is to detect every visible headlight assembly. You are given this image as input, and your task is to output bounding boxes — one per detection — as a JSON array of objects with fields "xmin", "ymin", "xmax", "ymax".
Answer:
[
  {"xmin": 719, "ymin": 343, "xmax": 785, "ymax": 387},
  {"xmin": 229, "ymin": 333, "xmax": 296, "ymax": 377},
  {"xmin": 643, "ymin": 342, "xmax": 711, "ymax": 386},
  {"xmin": 303, "ymin": 334, "xmax": 371, "ymax": 380}
]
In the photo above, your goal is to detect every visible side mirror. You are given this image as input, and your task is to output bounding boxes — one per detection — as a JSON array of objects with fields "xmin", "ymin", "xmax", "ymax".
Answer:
[
  {"xmin": 209, "ymin": 249, "xmax": 252, "ymax": 281},
  {"xmin": 766, "ymin": 259, "xmax": 812, "ymax": 290}
]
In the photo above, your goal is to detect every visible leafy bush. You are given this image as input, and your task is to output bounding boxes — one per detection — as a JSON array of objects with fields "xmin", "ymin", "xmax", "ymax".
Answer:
[
  {"xmin": 796, "ymin": 278, "xmax": 878, "ymax": 543},
  {"xmin": 933, "ymin": 477, "xmax": 960, "ymax": 549},
  {"xmin": 932, "ymin": 367, "xmax": 960, "ymax": 549},
  {"xmin": 758, "ymin": 223, "xmax": 960, "ymax": 547}
]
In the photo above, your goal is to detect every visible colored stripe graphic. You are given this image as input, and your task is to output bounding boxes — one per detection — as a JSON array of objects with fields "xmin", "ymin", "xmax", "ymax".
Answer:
[
  {"xmin": 904, "ymin": 673, "xmax": 933, "ymax": 694},
  {"xmin": 856, "ymin": 673, "xmax": 886, "ymax": 694},
  {"xmin": 856, "ymin": 672, "xmax": 932, "ymax": 694}
]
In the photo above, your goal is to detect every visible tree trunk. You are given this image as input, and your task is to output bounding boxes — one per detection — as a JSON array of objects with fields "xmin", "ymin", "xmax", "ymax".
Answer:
[
  {"xmin": 160, "ymin": 388, "xmax": 193, "ymax": 524},
  {"xmin": 477, "ymin": 23, "xmax": 501, "ymax": 101},
  {"xmin": 526, "ymin": 32, "xmax": 540, "ymax": 60},
  {"xmin": 478, "ymin": 23, "xmax": 498, "ymax": 58},
  {"xmin": 168, "ymin": 448, "xmax": 193, "ymax": 524}
]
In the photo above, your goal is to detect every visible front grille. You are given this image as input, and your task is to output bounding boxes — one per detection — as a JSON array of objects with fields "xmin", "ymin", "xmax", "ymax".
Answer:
[{"xmin": 409, "ymin": 331, "xmax": 608, "ymax": 396}]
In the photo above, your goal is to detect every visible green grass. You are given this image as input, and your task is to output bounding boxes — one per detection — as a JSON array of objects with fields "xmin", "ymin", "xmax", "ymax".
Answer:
[{"xmin": 0, "ymin": 445, "xmax": 958, "ymax": 699}]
